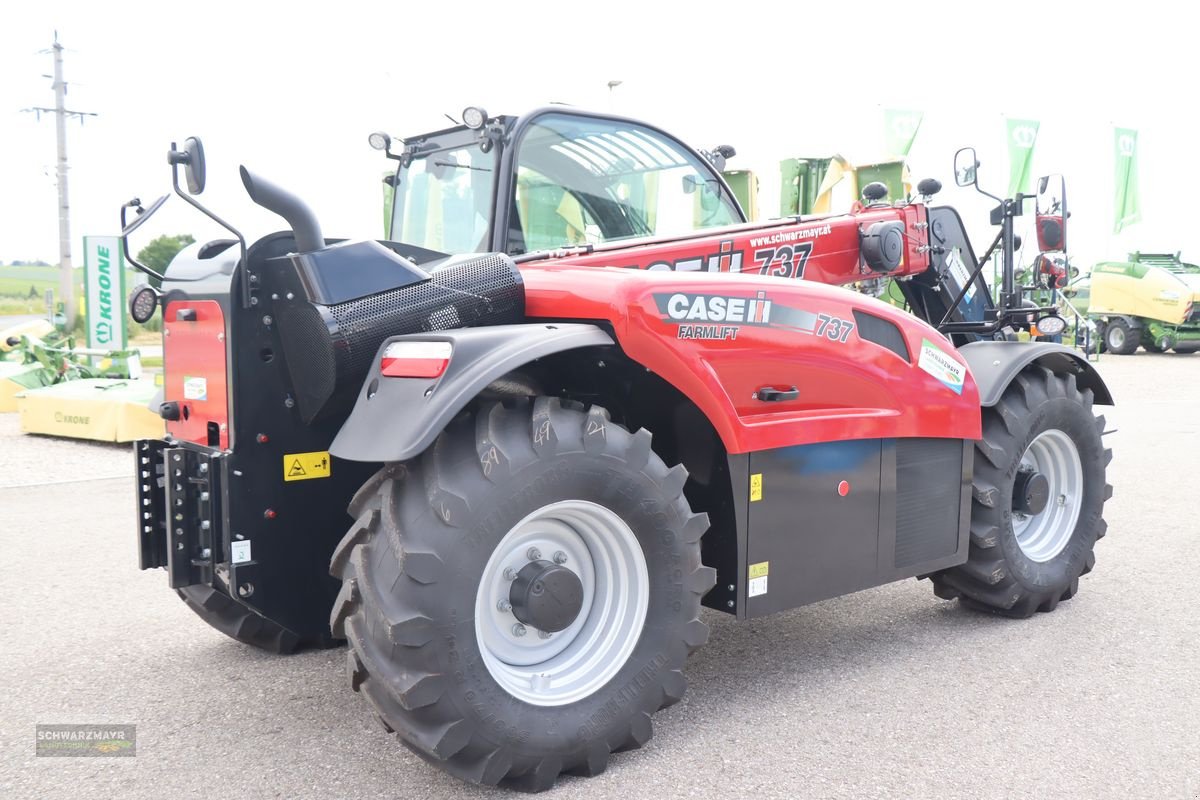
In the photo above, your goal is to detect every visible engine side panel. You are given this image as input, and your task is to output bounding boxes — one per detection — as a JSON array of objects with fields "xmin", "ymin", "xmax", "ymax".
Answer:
[
  {"xmin": 739, "ymin": 437, "xmax": 970, "ymax": 617},
  {"xmin": 520, "ymin": 265, "xmax": 982, "ymax": 453}
]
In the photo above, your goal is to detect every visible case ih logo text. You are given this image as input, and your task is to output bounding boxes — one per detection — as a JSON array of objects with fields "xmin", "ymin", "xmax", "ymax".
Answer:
[{"xmin": 655, "ymin": 291, "xmax": 772, "ymax": 340}]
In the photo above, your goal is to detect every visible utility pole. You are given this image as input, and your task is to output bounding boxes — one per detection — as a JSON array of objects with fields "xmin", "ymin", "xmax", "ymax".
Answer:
[{"xmin": 23, "ymin": 34, "xmax": 97, "ymax": 326}]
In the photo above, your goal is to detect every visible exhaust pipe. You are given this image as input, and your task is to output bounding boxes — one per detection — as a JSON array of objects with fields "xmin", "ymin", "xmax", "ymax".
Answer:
[{"xmin": 239, "ymin": 166, "xmax": 325, "ymax": 253}]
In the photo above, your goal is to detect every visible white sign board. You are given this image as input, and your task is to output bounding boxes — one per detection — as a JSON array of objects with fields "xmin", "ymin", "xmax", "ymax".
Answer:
[{"xmin": 83, "ymin": 236, "xmax": 126, "ymax": 351}]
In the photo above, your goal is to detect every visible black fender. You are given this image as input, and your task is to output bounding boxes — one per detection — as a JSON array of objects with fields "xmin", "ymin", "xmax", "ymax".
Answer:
[
  {"xmin": 958, "ymin": 340, "xmax": 1114, "ymax": 407},
  {"xmin": 329, "ymin": 323, "xmax": 614, "ymax": 463},
  {"xmin": 1099, "ymin": 314, "xmax": 1142, "ymax": 330}
]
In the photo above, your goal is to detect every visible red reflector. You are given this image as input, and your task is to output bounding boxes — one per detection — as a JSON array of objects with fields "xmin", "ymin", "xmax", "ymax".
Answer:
[
  {"xmin": 380, "ymin": 341, "xmax": 452, "ymax": 378},
  {"xmin": 837, "ymin": 480, "xmax": 850, "ymax": 497}
]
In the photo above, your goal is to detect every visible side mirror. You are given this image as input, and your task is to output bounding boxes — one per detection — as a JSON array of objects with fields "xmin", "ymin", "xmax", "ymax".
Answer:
[
  {"xmin": 953, "ymin": 147, "xmax": 978, "ymax": 187},
  {"xmin": 167, "ymin": 137, "xmax": 207, "ymax": 194},
  {"xmin": 1035, "ymin": 174, "xmax": 1067, "ymax": 253},
  {"xmin": 683, "ymin": 173, "xmax": 718, "ymax": 196}
]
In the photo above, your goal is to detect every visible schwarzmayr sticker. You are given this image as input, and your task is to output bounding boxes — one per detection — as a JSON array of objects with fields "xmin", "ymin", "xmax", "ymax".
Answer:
[{"xmin": 918, "ymin": 339, "xmax": 965, "ymax": 394}]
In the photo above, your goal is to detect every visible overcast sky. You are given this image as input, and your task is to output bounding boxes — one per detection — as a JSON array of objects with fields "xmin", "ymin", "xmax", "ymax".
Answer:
[{"xmin": 1, "ymin": 0, "xmax": 1190, "ymax": 271}]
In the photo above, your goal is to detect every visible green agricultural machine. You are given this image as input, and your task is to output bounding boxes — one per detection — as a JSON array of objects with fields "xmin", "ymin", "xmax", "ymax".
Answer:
[{"xmin": 1063, "ymin": 251, "xmax": 1200, "ymax": 354}]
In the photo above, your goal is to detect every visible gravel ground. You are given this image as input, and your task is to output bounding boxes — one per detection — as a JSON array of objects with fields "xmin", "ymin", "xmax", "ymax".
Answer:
[{"xmin": 0, "ymin": 353, "xmax": 1197, "ymax": 799}]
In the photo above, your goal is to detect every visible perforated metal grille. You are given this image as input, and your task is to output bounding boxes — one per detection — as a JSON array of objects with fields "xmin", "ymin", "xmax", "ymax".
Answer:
[
  {"xmin": 894, "ymin": 438, "xmax": 962, "ymax": 568},
  {"xmin": 278, "ymin": 252, "xmax": 524, "ymax": 422},
  {"xmin": 276, "ymin": 302, "xmax": 338, "ymax": 415}
]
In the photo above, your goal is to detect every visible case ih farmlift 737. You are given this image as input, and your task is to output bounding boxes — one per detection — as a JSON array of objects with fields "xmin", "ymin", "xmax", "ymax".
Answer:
[{"xmin": 123, "ymin": 107, "xmax": 1113, "ymax": 792}]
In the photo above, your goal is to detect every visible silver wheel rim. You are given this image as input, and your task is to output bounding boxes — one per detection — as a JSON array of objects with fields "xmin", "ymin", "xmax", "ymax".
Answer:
[
  {"xmin": 1012, "ymin": 429, "xmax": 1083, "ymax": 562},
  {"xmin": 1108, "ymin": 325, "xmax": 1125, "ymax": 349},
  {"xmin": 474, "ymin": 500, "xmax": 649, "ymax": 706}
]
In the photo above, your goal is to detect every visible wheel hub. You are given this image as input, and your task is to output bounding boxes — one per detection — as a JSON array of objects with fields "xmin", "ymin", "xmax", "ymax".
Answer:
[
  {"xmin": 474, "ymin": 500, "xmax": 650, "ymax": 706},
  {"xmin": 1012, "ymin": 469, "xmax": 1050, "ymax": 515},
  {"xmin": 509, "ymin": 560, "xmax": 584, "ymax": 633},
  {"xmin": 1011, "ymin": 428, "xmax": 1084, "ymax": 562}
]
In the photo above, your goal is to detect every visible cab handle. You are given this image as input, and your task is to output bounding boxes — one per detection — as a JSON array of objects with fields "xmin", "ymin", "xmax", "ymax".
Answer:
[{"xmin": 757, "ymin": 386, "xmax": 799, "ymax": 402}]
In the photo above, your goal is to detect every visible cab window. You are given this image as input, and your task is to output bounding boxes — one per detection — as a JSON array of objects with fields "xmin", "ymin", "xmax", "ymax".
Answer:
[{"xmin": 510, "ymin": 114, "xmax": 741, "ymax": 254}]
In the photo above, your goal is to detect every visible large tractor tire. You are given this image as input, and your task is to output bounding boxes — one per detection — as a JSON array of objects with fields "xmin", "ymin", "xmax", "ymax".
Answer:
[
  {"xmin": 931, "ymin": 366, "xmax": 1111, "ymax": 617},
  {"xmin": 330, "ymin": 398, "xmax": 714, "ymax": 792},
  {"xmin": 1104, "ymin": 318, "xmax": 1139, "ymax": 354},
  {"xmin": 177, "ymin": 585, "xmax": 304, "ymax": 654}
]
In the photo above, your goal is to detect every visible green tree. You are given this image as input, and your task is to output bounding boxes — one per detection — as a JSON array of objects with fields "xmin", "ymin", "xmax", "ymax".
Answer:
[{"xmin": 137, "ymin": 234, "xmax": 196, "ymax": 274}]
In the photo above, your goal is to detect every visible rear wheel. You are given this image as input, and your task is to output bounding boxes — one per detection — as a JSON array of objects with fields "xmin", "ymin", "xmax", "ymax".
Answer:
[
  {"xmin": 330, "ymin": 398, "xmax": 713, "ymax": 792},
  {"xmin": 931, "ymin": 366, "xmax": 1111, "ymax": 617},
  {"xmin": 1104, "ymin": 318, "xmax": 1138, "ymax": 354}
]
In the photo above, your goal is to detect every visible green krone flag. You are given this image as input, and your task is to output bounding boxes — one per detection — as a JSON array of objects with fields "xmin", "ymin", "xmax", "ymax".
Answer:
[
  {"xmin": 1114, "ymin": 127, "xmax": 1141, "ymax": 234},
  {"xmin": 883, "ymin": 108, "xmax": 923, "ymax": 157},
  {"xmin": 1006, "ymin": 118, "xmax": 1039, "ymax": 197}
]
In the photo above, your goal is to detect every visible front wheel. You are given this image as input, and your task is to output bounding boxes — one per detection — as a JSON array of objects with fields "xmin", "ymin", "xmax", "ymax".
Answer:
[
  {"xmin": 1104, "ymin": 318, "xmax": 1138, "ymax": 354},
  {"xmin": 931, "ymin": 366, "xmax": 1111, "ymax": 617},
  {"xmin": 330, "ymin": 398, "xmax": 714, "ymax": 792}
]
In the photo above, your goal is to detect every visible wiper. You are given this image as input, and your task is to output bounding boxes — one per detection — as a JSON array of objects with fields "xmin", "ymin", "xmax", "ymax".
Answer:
[{"xmin": 431, "ymin": 160, "xmax": 492, "ymax": 173}]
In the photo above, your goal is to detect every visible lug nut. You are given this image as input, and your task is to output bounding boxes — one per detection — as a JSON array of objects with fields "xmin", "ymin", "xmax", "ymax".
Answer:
[
  {"xmin": 526, "ymin": 547, "xmax": 542, "ymax": 561},
  {"xmin": 503, "ymin": 568, "xmax": 517, "ymax": 581},
  {"xmin": 497, "ymin": 599, "xmax": 512, "ymax": 613},
  {"xmin": 512, "ymin": 623, "xmax": 527, "ymax": 637},
  {"xmin": 553, "ymin": 551, "xmax": 568, "ymax": 564},
  {"xmin": 538, "ymin": 630, "xmax": 552, "ymax": 640}
]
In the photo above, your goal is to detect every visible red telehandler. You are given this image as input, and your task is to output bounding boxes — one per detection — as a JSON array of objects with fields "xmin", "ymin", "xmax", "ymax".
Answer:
[{"xmin": 123, "ymin": 107, "xmax": 1111, "ymax": 792}]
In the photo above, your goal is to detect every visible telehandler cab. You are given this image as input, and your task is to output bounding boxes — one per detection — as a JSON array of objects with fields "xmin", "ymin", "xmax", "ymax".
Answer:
[{"xmin": 124, "ymin": 107, "xmax": 1111, "ymax": 792}]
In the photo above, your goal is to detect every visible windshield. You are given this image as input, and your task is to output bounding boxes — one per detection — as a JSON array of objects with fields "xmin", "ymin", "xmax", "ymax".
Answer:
[
  {"xmin": 391, "ymin": 142, "xmax": 496, "ymax": 255},
  {"xmin": 510, "ymin": 113, "xmax": 742, "ymax": 254}
]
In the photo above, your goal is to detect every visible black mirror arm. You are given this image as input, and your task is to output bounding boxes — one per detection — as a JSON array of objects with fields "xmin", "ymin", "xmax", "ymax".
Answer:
[
  {"xmin": 120, "ymin": 196, "xmax": 171, "ymax": 283},
  {"xmin": 973, "ymin": 182, "xmax": 1003, "ymax": 204},
  {"xmin": 169, "ymin": 160, "xmax": 252, "ymax": 307}
]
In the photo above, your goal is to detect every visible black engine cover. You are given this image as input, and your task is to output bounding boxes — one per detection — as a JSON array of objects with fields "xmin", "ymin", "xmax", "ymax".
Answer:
[{"xmin": 265, "ymin": 244, "xmax": 524, "ymax": 423}]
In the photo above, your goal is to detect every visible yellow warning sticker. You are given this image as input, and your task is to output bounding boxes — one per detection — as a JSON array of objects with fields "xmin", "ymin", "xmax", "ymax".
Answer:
[
  {"xmin": 748, "ymin": 561, "xmax": 769, "ymax": 597},
  {"xmin": 750, "ymin": 473, "xmax": 763, "ymax": 502},
  {"xmin": 283, "ymin": 451, "xmax": 331, "ymax": 482}
]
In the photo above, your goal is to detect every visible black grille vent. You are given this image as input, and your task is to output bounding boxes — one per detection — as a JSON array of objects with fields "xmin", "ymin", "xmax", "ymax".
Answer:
[
  {"xmin": 853, "ymin": 310, "xmax": 910, "ymax": 362},
  {"xmin": 894, "ymin": 438, "xmax": 962, "ymax": 568}
]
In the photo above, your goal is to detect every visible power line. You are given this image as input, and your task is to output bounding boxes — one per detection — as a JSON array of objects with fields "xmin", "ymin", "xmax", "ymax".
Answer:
[{"xmin": 20, "ymin": 32, "xmax": 98, "ymax": 325}]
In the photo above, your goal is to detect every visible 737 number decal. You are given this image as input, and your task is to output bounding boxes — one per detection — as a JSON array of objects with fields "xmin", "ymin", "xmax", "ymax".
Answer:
[
  {"xmin": 753, "ymin": 242, "xmax": 813, "ymax": 279},
  {"xmin": 815, "ymin": 313, "xmax": 855, "ymax": 343}
]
